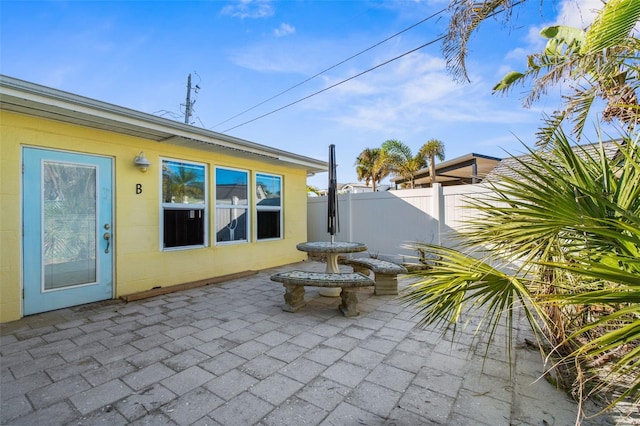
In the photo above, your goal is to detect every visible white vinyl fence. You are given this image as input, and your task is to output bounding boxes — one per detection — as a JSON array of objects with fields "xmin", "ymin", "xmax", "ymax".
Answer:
[{"xmin": 306, "ymin": 183, "xmax": 494, "ymax": 263}]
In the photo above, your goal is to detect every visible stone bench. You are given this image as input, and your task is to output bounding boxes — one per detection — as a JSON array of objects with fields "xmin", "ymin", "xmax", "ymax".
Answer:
[
  {"xmin": 344, "ymin": 258, "xmax": 408, "ymax": 296},
  {"xmin": 270, "ymin": 271, "xmax": 374, "ymax": 317}
]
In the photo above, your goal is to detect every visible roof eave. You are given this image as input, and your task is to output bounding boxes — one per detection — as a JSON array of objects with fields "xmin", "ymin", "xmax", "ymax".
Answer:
[{"xmin": 0, "ymin": 75, "xmax": 327, "ymax": 174}]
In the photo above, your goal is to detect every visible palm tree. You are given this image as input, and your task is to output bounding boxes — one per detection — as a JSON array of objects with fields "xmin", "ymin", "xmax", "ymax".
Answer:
[
  {"xmin": 444, "ymin": 0, "xmax": 520, "ymax": 83},
  {"xmin": 380, "ymin": 139, "xmax": 429, "ymax": 189},
  {"xmin": 306, "ymin": 185, "xmax": 321, "ymax": 196},
  {"xmin": 493, "ymin": 22, "xmax": 639, "ymax": 142},
  {"xmin": 162, "ymin": 163, "xmax": 204, "ymax": 203},
  {"xmin": 422, "ymin": 139, "xmax": 445, "ymax": 185},
  {"xmin": 404, "ymin": 132, "xmax": 640, "ymax": 418},
  {"xmin": 446, "ymin": 0, "xmax": 640, "ymax": 143},
  {"xmin": 406, "ymin": 1, "xmax": 640, "ymax": 418},
  {"xmin": 355, "ymin": 147, "xmax": 390, "ymax": 192}
]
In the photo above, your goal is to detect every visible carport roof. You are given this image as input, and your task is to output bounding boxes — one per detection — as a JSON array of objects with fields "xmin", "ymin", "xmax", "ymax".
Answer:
[
  {"xmin": 391, "ymin": 152, "xmax": 502, "ymax": 187},
  {"xmin": 0, "ymin": 75, "xmax": 327, "ymax": 174}
]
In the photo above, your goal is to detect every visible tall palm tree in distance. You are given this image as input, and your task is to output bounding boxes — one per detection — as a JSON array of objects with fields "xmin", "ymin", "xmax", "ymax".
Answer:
[
  {"xmin": 423, "ymin": 139, "xmax": 445, "ymax": 185},
  {"xmin": 381, "ymin": 139, "xmax": 426, "ymax": 189},
  {"xmin": 355, "ymin": 147, "xmax": 390, "ymax": 192}
]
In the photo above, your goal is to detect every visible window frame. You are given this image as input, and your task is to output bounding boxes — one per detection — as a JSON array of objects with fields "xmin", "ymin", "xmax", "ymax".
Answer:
[
  {"xmin": 214, "ymin": 166, "xmax": 250, "ymax": 245},
  {"xmin": 160, "ymin": 157, "xmax": 208, "ymax": 251},
  {"xmin": 255, "ymin": 172, "xmax": 283, "ymax": 241}
]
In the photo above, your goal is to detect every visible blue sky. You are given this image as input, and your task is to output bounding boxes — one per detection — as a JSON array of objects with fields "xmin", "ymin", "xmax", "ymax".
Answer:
[{"xmin": 1, "ymin": 0, "xmax": 607, "ymax": 188}]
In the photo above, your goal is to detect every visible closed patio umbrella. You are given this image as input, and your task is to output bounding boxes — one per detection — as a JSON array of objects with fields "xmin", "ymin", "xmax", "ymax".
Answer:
[{"xmin": 327, "ymin": 144, "xmax": 339, "ymax": 243}]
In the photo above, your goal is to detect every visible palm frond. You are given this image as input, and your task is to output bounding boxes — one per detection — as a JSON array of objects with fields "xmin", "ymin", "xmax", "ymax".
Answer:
[
  {"xmin": 582, "ymin": 0, "xmax": 640, "ymax": 54},
  {"xmin": 535, "ymin": 112, "xmax": 567, "ymax": 147},
  {"xmin": 444, "ymin": 0, "xmax": 525, "ymax": 82},
  {"xmin": 402, "ymin": 243, "xmax": 548, "ymax": 364},
  {"xmin": 558, "ymin": 306, "xmax": 640, "ymax": 405},
  {"xmin": 564, "ymin": 85, "xmax": 597, "ymax": 139}
]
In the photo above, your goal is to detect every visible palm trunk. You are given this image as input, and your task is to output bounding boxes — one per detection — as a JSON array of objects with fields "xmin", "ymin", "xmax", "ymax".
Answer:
[{"xmin": 429, "ymin": 155, "xmax": 436, "ymax": 185}]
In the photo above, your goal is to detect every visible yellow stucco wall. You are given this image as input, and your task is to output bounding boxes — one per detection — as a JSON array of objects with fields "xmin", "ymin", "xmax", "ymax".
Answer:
[{"xmin": 0, "ymin": 110, "xmax": 309, "ymax": 323}]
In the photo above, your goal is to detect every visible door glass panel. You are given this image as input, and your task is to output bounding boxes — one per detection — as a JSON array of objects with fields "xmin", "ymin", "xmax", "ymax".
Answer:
[{"xmin": 43, "ymin": 161, "xmax": 97, "ymax": 290}]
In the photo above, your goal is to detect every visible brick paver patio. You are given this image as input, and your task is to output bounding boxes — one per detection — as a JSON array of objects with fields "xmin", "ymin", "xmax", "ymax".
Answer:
[{"xmin": 1, "ymin": 261, "xmax": 636, "ymax": 425}]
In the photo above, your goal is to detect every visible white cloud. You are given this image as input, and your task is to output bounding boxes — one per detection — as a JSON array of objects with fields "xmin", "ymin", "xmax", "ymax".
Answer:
[
  {"xmin": 274, "ymin": 23, "xmax": 295, "ymax": 37},
  {"xmin": 496, "ymin": 0, "xmax": 602, "ymax": 82},
  {"xmin": 42, "ymin": 65, "xmax": 78, "ymax": 88},
  {"xmin": 220, "ymin": 0, "xmax": 274, "ymax": 19},
  {"xmin": 499, "ymin": 0, "xmax": 605, "ymax": 72},
  {"xmin": 504, "ymin": 47, "xmax": 528, "ymax": 62},
  {"xmin": 230, "ymin": 42, "xmax": 312, "ymax": 73},
  {"xmin": 501, "ymin": 23, "xmax": 547, "ymax": 70},
  {"xmin": 466, "ymin": 133, "xmax": 530, "ymax": 153},
  {"xmin": 425, "ymin": 103, "xmax": 532, "ymax": 124},
  {"xmin": 524, "ymin": 24, "xmax": 547, "ymax": 46},
  {"xmin": 325, "ymin": 52, "xmax": 447, "ymax": 95},
  {"xmin": 227, "ymin": 25, "xmax": 545, "ymax": 159},
  {"xmin": 555, "ymin": 0, "xmax": 601, "ymax": 29},
  {"xmin": 556, "ymin": 0, "xmax": 638, "ymax": 35},
  {"xmin": 310, "ymin": 49, "xmax": 535, "ymax": 136}
]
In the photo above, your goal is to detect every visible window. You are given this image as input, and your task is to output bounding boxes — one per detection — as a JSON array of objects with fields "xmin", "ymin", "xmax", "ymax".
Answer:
[
  {"xmin": 215, "ymin": 168, "xmax": 248, "ymax": 243},
  {"xmin": 256, "ymin": 173, "xmax": 282, "ymax": 240},
  {"xmin": 161, "ymin": 159, "xmax": 206, "ymax": 249}
]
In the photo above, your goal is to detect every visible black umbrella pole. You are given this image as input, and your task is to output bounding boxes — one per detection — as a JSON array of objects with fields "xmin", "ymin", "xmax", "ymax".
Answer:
[{"xmin": 327, "ymin": 144, "xmax": 339, "ymax": 242}]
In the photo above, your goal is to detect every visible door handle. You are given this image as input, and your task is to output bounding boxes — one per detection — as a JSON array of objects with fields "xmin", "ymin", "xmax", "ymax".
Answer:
[{"xmin": 103, "ymin": 232, "xmax": 111, "ymax": 253}]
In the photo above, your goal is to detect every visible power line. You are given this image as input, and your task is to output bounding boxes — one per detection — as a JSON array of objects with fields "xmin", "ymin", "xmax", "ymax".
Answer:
[
  {"xmin": 212, "ymin": 8, "xmax": 447, "ymax": 129},
  {"xmin": 222, "ymin": 34, "xmax": 446, "ymax": 133}
]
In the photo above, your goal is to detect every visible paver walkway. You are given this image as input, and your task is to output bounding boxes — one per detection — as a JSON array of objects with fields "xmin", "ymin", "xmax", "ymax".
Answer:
[{"xmin": 1, "ymin": 261, "xmax": 637, "ymax": 425}]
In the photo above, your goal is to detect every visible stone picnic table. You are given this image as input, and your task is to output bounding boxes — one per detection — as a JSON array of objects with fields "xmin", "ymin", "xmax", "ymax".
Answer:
[{"xmin": 295, "ymin": 241, "xmax": 367, "ymax": 297}]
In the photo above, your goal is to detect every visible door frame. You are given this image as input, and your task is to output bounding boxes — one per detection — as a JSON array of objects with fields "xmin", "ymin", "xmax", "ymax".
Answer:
[{"xmin": 21, "ymin": 146, "xmax": 115, "ymax": 316}]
